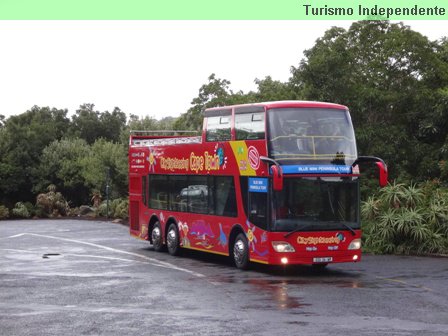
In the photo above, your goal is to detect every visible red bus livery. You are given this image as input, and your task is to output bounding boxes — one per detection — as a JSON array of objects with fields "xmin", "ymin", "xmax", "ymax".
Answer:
[{"xmin": 129, "ymin": 101, "xmax": 387, "ymax": 269}]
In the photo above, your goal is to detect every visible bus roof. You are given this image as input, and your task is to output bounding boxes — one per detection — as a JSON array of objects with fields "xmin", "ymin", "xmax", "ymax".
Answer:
[{"xmin": 203, "ymin": 101, "xmax": 348, "ymax": 115}]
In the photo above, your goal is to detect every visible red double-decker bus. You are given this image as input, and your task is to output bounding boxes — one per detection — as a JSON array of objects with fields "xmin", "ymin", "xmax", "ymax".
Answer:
[{"xmin": 128, "ymin": 101, "xmax": 387, "ymax": 269}]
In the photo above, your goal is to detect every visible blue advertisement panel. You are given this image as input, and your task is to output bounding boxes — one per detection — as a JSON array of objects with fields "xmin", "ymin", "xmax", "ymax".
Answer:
[
  {"xmin": 281, "ymin": 165, "xmax": 352, "ymax": 174},
  {"xmin": 249, "ymin": 177, "xmax": 268, "ymax": 193}
]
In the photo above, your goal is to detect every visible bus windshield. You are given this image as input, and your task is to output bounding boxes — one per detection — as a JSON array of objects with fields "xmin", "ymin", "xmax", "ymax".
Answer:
[
  {"xmin": 268, "ymin": 108, "xmax": 357, "ymax": 165},
  {"xmin": 272, "ymin": 177, "xmax": 359, "ymax": 232}
]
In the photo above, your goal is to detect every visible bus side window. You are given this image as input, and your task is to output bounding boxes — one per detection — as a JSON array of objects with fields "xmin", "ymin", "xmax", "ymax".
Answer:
[
  {"xmin": 149, "ymin": 175, "xmax": 168, "ymax": 210},
  {"xmin": 215, "ymin": 176, "xmax": 237, "ymax": 217},
  {"xmin": 206, "ymin": 116, "xmax": 231, "ymax": 142},
  {"xmin": 169, "ymin": 175, "xmax": 188, "ymax": 212},
  {"xmin": 235, "ymin": 112, "xmax": 265, "ymax": 140}
]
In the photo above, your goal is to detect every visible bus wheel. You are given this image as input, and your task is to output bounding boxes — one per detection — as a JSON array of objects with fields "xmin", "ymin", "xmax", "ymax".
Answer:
[
  {"xmin": 151, "ymin": 222, "xmax": 164, "ymax": 252},
  {"xmin": 233, "ymin": 233, "xmax": 249, "ymax": 270},
  {"xmin": 166, "ymin": 223, "xmax": 180, "ymax": 256}
]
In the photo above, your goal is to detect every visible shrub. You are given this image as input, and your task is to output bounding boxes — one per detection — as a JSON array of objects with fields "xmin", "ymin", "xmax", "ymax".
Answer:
[
  {"xmin": 97, "ymin": 198, "xmax": 128, "ymax": 219},
  {"xmin": 362, "ymin": 182, "xmax": 448, "ymax": 255},
  {"xmin": 35, "ymin": 185, "xmax": 70, "ymax": 217},
  {"xmin": 0, "ymin": 205, "xmax": 9, "ymax": 219},
  {"xmin": 113, "ymin": 199, "xmax": 128, "ymax": 219},
  {"xmin": 12, "ymin": 202, "xmax": 31, "ymax": 218}
]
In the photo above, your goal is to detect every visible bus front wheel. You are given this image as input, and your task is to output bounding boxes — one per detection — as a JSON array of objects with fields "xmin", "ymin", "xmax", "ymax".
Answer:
[
  {"xmin": 233, "ymin": 233, "xmax": 249, "ymax": 270},
  {"xmin": 151, "ymin": 222, "xmax": 164, "ymax": 252}
]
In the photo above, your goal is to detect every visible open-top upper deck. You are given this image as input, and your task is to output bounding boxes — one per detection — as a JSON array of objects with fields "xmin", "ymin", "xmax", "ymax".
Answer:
[{"xmin": 129, "ymin": 101, "xmax": 359, "ymax": 176}]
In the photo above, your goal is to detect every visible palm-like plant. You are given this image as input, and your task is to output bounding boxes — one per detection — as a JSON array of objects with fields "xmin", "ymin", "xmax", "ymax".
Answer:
[
  {"xmin": 362, "ymin": 181, "xmax": 448, "ymax": 255},
  {"xmin": 401, "ymin": 183, "xmax": 424, "ymax": 209},
  {"xmin": 376, "ymin": 209, "xmax": 397, "ymax": 241},
  {"xmin": 395, "ymin": 208, "xmax": 423, "ymax": 237},
  {"xmin": 379, "ymin": 181, "xmax": 406, "ymax": 209},
  {"xmin": 361, "ymin": 196, "xmax": 381, "ymax": 220}
]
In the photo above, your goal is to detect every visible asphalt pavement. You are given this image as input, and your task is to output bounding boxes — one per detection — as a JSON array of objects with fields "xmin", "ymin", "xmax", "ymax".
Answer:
[{"xmin": 1, "ymin": 219, "xmax": 447, "ymax": 336}]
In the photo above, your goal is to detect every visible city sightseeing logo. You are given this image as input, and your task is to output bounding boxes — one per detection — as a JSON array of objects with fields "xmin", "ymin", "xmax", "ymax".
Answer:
[{"xmin": 297, "ymin": 233, "xmax": 345, "ymax": 245}]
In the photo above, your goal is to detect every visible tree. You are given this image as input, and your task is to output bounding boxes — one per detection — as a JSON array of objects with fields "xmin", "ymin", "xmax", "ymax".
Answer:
[
  {"xmin": 174, "ymin": 74, "xmax": 238, "ymax": 131},
  {"xmin": 99, "ymin": 107, "xmax": 127, "ymax": 143},
  {"xmin": 69, "ymin": 104, "xmax": 127, "ymax": 144},
  {"xmin": 0, "ymin": 106, "xmax": 70, "ymax": 205},
  {"xmin": 80, "ymin": 139, "xmax": 128, "ymax": 200},
  {"xmin": 35, "ymin": 138, "xmax": 91, "ymax": 206},
  {"xmin": 252, "ymin": 76, "xmax": 297, "ymax": 102}
]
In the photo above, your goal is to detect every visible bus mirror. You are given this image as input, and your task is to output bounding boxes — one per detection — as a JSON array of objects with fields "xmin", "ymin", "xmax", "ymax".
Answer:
[
  {"xmin": 260, "ymin": 156, "xmax": 283, "ymax": 191},
  {"xmin": 271, "ymin": 165, "xmax": 283, "ymax": 191},
  {"xmin": 376, "ymin": 161, "xmax": 388, "ymax": 188},
  {"xmin": 352, "ymin": 156, "xmax": 388, "ymax": 188}
]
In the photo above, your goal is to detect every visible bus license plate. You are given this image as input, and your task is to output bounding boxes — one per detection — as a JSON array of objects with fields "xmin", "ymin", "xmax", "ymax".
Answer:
[{"xmin": 313, "ymin": 257, "xmax": 332, "ymax": 263}]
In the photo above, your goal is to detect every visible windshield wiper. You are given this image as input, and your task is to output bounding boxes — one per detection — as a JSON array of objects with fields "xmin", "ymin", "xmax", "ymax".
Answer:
[
  {"xmin": 339, "ymin": 222, "xmax": 356, "ymax": 236},
  {"xmin": 284, "ymin": 224, "xmax": 313, "ymax": 238}
]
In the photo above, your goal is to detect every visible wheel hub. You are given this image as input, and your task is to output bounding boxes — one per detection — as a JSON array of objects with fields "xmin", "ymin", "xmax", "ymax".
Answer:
[
  {"xmin": 152, "ymin": 226, "xmax": 161, "ymax": 245},
  {"xmin": 167, "ymin": 229, "xmax": 177, "ymax": 249},
  {"xmin": 233, "ymin": 239, "xmax": 245, "ymax": 264}
]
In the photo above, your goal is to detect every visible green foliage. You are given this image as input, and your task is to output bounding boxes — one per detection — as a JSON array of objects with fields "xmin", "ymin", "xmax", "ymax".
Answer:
[
  {"xmin": 362, "ymin": 183, "xmax": 448, "ymax": 255},
  {"xmin": 12, "ymin": 202, "xmax": 31, "ymax": 219},
  {"xmin": 80, "ymin": 139, "xmax": 128, "ymax": 200},
  {"xmin": 69, "ymin": 104, "xmax": 127, "ymax": 144},
  {"xmin": 0, "ymin": 205, "xmax": 9, "ymax": 219},
  {"xmin": 113, "ymin": 198, "xmax": 129, "ymax": 219},
  {"xmin": 97, "ymin": 198, "xmax": 128, "ymax": 219},
  {"xmin": 35, "ymin": 138, "xmax": 91, "ymax": 205},
  {"xmin": 0, "ymin": 106, "xmax": 70, "ymax": 204}
]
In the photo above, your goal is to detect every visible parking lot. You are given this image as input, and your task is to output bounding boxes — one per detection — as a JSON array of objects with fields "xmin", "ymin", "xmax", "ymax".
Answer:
[{"xmin": 1, "ymin": 219, "xmax": 447, "ymax": 336}]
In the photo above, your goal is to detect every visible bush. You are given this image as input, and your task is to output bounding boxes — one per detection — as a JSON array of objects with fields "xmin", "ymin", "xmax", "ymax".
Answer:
[
  {"xmin": 97, "ymin": 198, "xmax": 128, "ymax": 219},
  {"xmin": 0, "ymin": 205, "xmax": 9, "ymax": 219},
  {"xmin": 35, "ymin": 185, "xmax": 70, "ymax": 217},
  {"xmin": 113, "ymin": 199, "xmax": 128, "ymax": 219},
  {"xmin": 362, "ymin": 181, "xmax": 448, "ymax": 255},
  {"xmin": 12, "ymin": 202, "xmax": 31, "ymax": 218}
]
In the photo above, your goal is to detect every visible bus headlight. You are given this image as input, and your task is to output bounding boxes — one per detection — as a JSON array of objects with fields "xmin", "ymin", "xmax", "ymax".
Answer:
[
  {"xmin": 272, "ymin": 241, "xmax": 295, "ymax": 253},
  {"xmin": 348, "ymin": 238, "xmax": 361, "ymax": 250}
]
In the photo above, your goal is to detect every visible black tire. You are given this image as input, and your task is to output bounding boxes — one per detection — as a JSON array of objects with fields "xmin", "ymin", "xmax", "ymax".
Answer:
[
  {"xmin": 151, "ymin": 222, "xmax": 164, "ymax": 252},
  {"xmin": 233, "ymin": 233, "xmax": 249, "ymax": 270},
  {"xmin": 166, "ymin": 223, "xmax": 181, "ymax": 256}
]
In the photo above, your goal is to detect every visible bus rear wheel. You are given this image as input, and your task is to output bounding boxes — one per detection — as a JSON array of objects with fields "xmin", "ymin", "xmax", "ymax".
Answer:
[
  {"xmin": 233, "ymin": 233, "xmax": 249, "ymax": 270},
  {"xmin": 166, "ymin": 223, "xmax": 180, "ymax": 256},
  {"xmin": 151, "ymin": 222, "xmax": 164, "ymax": 252}
]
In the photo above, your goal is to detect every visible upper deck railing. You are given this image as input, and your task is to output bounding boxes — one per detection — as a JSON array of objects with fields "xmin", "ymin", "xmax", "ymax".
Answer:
[{"xmin": 130, "ymin": 130, "xmax": 201, "ymax": 147}]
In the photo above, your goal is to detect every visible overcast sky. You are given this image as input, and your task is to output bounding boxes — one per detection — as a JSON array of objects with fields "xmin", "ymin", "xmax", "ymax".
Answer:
[{"xmin": 0, "ymin": 20, "xmax": 445, "ymax": 120}]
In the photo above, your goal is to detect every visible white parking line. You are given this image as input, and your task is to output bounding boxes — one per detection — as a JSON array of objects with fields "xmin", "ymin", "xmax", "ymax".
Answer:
[{"xmin": 6, "ymin": 233, "xmax": 206, "ymax": 278}]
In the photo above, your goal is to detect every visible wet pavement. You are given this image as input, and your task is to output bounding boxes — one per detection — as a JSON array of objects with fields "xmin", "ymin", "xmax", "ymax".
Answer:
[{"xmin": 1, "ymin": 219, "xmax": 447, "ymax": 336}]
